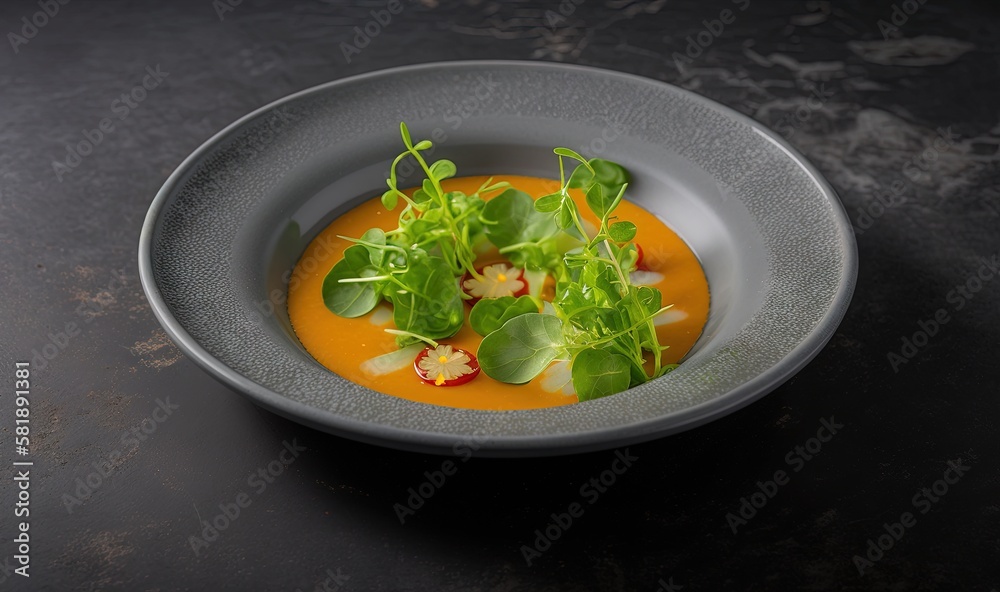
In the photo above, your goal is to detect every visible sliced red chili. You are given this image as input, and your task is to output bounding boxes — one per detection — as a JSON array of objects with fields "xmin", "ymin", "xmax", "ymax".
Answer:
[
  {"xmin": 413, "ymin": 345, "xmax": 481, "ymax": 387},
  {"xmin": 634, "ymin": 243, "xmax": 649, "ymax": 271}
]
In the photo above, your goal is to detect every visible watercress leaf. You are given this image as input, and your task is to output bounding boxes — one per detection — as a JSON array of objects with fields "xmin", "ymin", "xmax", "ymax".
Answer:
[
  {"xmin": 635, "ymin": 286, "xmax": 662, "ymax": 316},
  {"xmin": 399, "ymin": 122, "xmax": 413, "ymax": 148},
  {"xmin": 534, "ymin": 193, "xmax": 562, "ymax": 213},
  {"xmin": 556, "ymin": 203, "xmax": 575, "ymax": 230},
  {"xmin": 381, "ymin": 189, "xmax": 398, "ymax": 210},
  {"xmin": 391, "ymin": 255, "xmax": 464, "ymax": 339},
  {"xmin": 413, "ymin": 140, "xmax": 432, "ymax": 150},
  {"xmin": 567, "ymin": 162, "xmax": 594, "ymax": 189},
  {"xmin": 429, "ymin": 159, "xmax": 456, "ymax": 180},
  {"xmin": 585, "ymin": 183, "xmax": 612, "ymax": 218},
  {"xmin": 418, "ymin": 177, "xmax": 433, "ymax": 194},
  {"xmin": 478, "ymin": 313, "xmax": 565, "ymax": 384},
  {"xmin": 469, "ymin": 295, "xmax": 539, "ymax": 336},
  {"xmin": 470, "ymin": 296, "xmax": 515, "ymax": 336},
  {"xmin": 581, "ymin": 260, "xmax": 621, "ymax": 304},
  {"xmin": 482, "ymin": 189, "xmax": 560, "ymax": 265},
  {"xmin": 360, "ymin": 228, "xmax": 387, "ymax": 267},
  {"xmin": 628, "ymin": 358, "xmax": 649, "ymax": 387},
  {"xmin": 569, "ymin": 158, "xmax": 631, "ymax": 205},
  {"xmin": 413, "ymin": 189, "xmax": 431, "ymax": 204},
  {"xmin": 554, "ymin": 282, "xmax": 603, "ymax": 328},
  {"xmin": 630, "ymin": 285, "xmax": 664, "ymax": 349},
  {"xmin": 596, "ymin": 307, "xmax": 626, "ymax": 335},
  {"xmin": 572, "ymin": 348, "xmax": 632, "ymax": 401},
  {"xmin": 553, "ymin": 147, "xmax": 589, "ymax": 164},
  {"xmin": 608, "ymin": 221, "xmax": 637, "ymax": 242},
  {"xmin": 590, "ymin": 159, "xmax": 630, "ymax": 191},
  {"xmin": 322, "ymin": 245, "xmax": 382, "ymax": 318}
]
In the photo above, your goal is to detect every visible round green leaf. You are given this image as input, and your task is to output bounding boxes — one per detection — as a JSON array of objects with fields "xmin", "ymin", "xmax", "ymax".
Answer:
[
  {"xmin": 572, "ymin": 349, "xmax": 631, "ymax": 401},
  {"xmin": 609, "ymin": 221, "xmax": 637, "ymax": 242},
  {"xmin": 534, "ymin": 193, "xmax": 562, "ymax": 213},
  {"xmin": 381, "ymin": 189, "xmax": 398, "ymax": 210},
  {"xmin": 478, "ymin": 314, "xmax": 565, "ymax": 384}
]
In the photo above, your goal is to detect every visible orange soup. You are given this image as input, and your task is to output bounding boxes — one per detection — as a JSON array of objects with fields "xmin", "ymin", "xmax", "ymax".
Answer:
[{"xmin": 287, "ymin": 175, "xmax": 709, "ymax": 410}]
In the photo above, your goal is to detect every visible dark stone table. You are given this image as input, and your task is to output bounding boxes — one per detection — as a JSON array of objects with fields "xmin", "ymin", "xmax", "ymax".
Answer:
[{"xmin": 2, "ymin": 0, "xmax": 998, "ymax": 590}]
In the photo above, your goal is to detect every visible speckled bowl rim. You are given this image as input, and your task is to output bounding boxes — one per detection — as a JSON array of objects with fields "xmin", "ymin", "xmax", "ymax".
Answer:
[{"xmin": 139, "ymin": 60, "xmax": 857, "ymax": 457}]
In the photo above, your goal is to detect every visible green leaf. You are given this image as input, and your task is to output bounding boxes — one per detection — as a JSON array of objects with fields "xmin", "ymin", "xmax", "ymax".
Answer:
[
  {"xmin": 608, "ymin": 221, "xmax": 637, "ymax": 242},
  {"xmin": 469, "ymin": 295, "xmax": 538, "ymax": 337},
  {"xmin": 483, "ymin": 189, "xmax": 560, "ymax": 267},
  {"xmin": 553, "ymin": 147, "xmax": 589, "ymax": 165},
  {"xmin": 572, "ymin": 348, "xmax": 631, "ymax": 401},
  {"xmin": 556, "ymin": 203, "xmax": 575, "ymax": 230},
  {"xmin": 569, "ymin": 159, "xmax": 630, "ymax": 210},
  {"xmin": 590, "ymin": 159, "xmax": 630, "ymax": 190},
  {"xmin": 381, "ymin": 189, "xmax": 399, "ymax": 210},
  {"xmin": 399, "ymin": 122, "xmax": 413, "ymax": 148},
  {"xmin": 581, "ymin": 259, "xmax": 622, "ymax": 304},
  {"xmin": 429, "ymin": 159, "xmax": 456, "ymax": 180},
  {"xmin": 413, "ymin": 140, "xmax": 432, "ymax": 151},
  {"xmin": 585, "ymin": 183, "xmax": 612, "ymax": 219},
  {"xmin": 478, "ymin": 313, "xmax": 565, "ymax": 384},
  {"xmin": 533, "ymin": 193, "xmax": 562, "ymax": 213},
  {"xmin": 360, "ymin": 228, "xmax": 387, "ymax": 267},
  {"xmin": 322, "ymin": 245, "xmax": 382, "ymax": 318},
  {"xmin": 567, "ymin": 162, "xmax": 594, "ymax": 190},
  {"xmin": 391, "ymin": 255, "xmax": 464, "ymax": 340}
]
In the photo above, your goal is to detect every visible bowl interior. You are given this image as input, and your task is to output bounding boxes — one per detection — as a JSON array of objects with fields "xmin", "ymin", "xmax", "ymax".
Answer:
[
  {"xmin": 248, "ymin": 138, "xmax": 761, "ymax": 374},
  {"xmin": 146, "ymin": 62, "xmax": 854, "ymax": 455}
]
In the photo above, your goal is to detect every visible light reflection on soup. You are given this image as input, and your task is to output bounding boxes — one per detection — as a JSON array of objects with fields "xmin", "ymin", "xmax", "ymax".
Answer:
[{"xmin": 287, "ymin": 175, "xmax": 709, "ymax": 410}]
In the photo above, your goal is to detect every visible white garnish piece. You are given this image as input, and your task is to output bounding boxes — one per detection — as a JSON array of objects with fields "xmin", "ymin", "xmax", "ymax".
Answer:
[
  {"xmin": 654, "ymin": 309, "xmax": 688, "ymax": 326},
  {"xmin": 540, "ymin": 360, "xmax": 576, "ymax": 395},
  {"xmin": 368, "ymin": 304, "xmax": 393, "ymax": 326},
  {"xmin": 629, "ymin": 270, "xmax": 665, "ymax": 286},
  {"xmin": 360, "ymin": 344, "xmax": 424, "ymax": 377}
]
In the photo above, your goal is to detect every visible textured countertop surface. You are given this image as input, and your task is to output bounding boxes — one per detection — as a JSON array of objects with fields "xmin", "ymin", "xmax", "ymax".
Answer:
[{"xmin": 1, "ymin": 0, "xmax": 998, "ymax": 590}]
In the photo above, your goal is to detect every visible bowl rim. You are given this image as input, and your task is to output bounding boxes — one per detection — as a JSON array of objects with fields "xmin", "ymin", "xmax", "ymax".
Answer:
[{"xmin": 138, "ymin": 59, "xmax": 858, "ymax": 457}]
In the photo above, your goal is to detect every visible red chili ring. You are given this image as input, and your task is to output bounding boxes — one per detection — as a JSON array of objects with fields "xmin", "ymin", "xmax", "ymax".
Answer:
[{"xmin": 413, "ymin": 346, "xmax": 481, "ymax": 386}]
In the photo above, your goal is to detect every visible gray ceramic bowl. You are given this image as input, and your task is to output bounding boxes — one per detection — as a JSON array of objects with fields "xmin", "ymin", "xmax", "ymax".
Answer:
[{"xmin": 139, "ymin": 61, "xmax": 856, "ymax": 457}]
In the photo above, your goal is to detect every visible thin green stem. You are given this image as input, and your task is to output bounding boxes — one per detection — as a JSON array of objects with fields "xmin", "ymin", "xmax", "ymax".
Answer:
[{"xmin": 384, "ymin": 329, "xmax": 439, "ymax": 348}]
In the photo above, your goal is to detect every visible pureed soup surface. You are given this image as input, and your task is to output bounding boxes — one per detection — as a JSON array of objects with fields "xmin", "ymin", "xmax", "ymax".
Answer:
[{"xmin": 287, "ymin": 175, "xmax": 709, "ymax": 410}]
